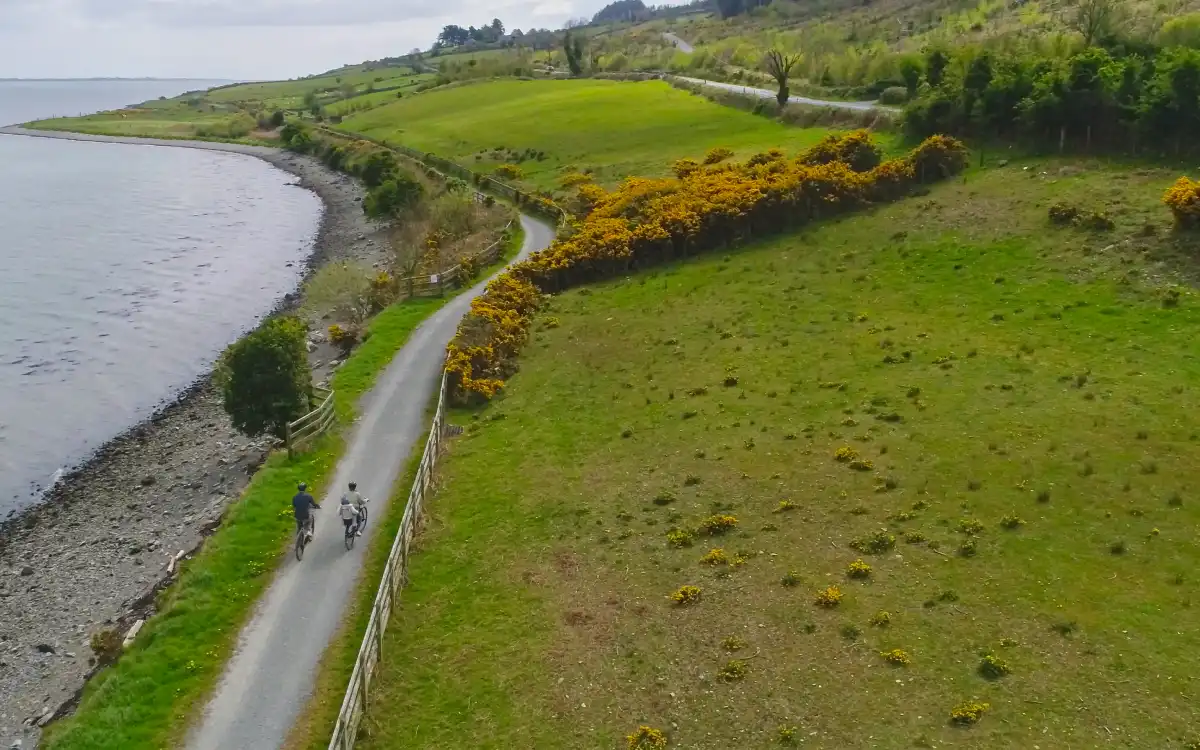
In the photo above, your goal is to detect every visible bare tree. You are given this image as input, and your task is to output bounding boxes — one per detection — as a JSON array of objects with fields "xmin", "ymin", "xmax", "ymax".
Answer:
[
  {"xmin": 1070, "ymin": 0, "xmax": 1119, "ymax": 46},
  {"xmin": 763, "ymin": 49, "xmax": 803, "ymax": 108}
]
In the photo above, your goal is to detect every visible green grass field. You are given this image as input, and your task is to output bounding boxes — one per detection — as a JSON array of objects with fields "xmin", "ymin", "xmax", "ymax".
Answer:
[
  {"xmin": 355, "ymin": 160, "xmax": 1200, "ymax": 749},
  {"xmin": 337, "ymin": 78, "xmax": 839, "ymax": 192}
]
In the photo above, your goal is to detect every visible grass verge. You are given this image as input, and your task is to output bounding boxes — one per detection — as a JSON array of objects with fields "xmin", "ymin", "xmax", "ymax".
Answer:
[
  {"xmin": 41, "ymin": 296, "xmax": 448, "ymax": 750},
  {"xmin": 354, "ymin": 159, "xmax": 1200, "ymax": 749}
]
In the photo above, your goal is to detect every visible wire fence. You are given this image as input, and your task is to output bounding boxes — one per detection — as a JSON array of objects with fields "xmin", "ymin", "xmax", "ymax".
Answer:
[{"xmin": 326, "ymin": 373, "xmax": 448, "ymax": 750}]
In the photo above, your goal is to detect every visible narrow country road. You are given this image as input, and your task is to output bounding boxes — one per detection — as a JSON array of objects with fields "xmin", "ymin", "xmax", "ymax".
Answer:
[
  {"xmin": 662, "ymin": 31, "xmax": 694, "ymax": 54},
  {"xmin": 185, "ymin": 214, "xmax": 555, "ymax": 750},
  {"xmin": 672, "ymin": 75, "xmax": 889, "ymax": 113},
  {"xmin": 659, "ymin": 33, "xmax": 891, "ymax": 113}
]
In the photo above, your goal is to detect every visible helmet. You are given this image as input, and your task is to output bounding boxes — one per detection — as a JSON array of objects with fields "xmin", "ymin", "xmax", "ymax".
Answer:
[
  {"xmin": 298, "ymin": 482, "xmax": 307, "ymax": 491},
  {"xmin": 349, "ymin": 482, "xmax": 357, "ymax": 491}
]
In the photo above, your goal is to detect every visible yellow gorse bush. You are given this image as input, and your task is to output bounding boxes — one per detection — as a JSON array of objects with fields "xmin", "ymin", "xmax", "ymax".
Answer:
[
  {"xmin": 445, "ymin": 132, "xmax": 968, "ymax": 401},
  {"xmin": 1164, "ymin": 176, "xmax": 1200, "ymax": 229},
  {"xmin": 627, "ymin": 725, "xmax": 668, "ymax": 749}
]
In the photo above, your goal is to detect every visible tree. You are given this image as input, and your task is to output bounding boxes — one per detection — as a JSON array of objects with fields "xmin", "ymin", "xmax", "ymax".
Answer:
[
  {"xmin": 764, "ymin": 48, "xmax": 803, "ymax": 107},
  {"xmin": 1070, "ymin": 0, "xmax": 1119, "ymax": 47},
  {"xmin": 926, "ymin": 49, "xmax": 950, "ymax": 87},
  {"xmin": 218, "ymin": 317, "xmax": 311, "ymax": 439},
  {"xmin": 363, "ymin": 172, "xmax": 425, "ymax": 218},
  {"xmin": 490, "ymin": 18, "xmax": 505, "ymax": 38},
  {"xmin": 1160, "ymin": 13, "xmax": 1200, "ymax": 49},
  {"xmin": 564, "ymin": 30, "xmax": 585, "ymax": 76},
  {"xmin": 438, "ymin": 24, "xmax": 470, "ymax": 47},
  {"xmin": 268, "ymin": 110, "xmax": 285, "ymax": 128},
  {"xmin": 899, "ymin": 56, "xmax": 923, "ymax": 95},
  {"xmin": 360, "ymin": 151, "xmax": 397, "ymax": 188},
  {"xmin": 717, "ymin": 0, "xmax": 744, "ymax": 18}
]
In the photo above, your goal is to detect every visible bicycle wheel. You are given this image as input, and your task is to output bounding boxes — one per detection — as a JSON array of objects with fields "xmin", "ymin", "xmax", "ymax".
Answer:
[
  {"xmin": 358, "ymin": 506, "xmax": 368, "ymax": 530},
  {"xmin": 344, "ymin": 526, "xmax": 355, "ymax": 551},
  {"xmin": 295, "ymin": 531, "xmax": 306, "ymax": 561}
]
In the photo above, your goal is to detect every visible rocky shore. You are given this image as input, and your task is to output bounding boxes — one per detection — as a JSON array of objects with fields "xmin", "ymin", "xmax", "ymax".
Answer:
[{"xmin": 0, "ymin": 131, "xmax": 389, "ymax": 748}]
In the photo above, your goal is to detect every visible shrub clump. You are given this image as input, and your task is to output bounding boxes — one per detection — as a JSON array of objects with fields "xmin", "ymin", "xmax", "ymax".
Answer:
[
  {"xmin": 89, "ymin": 628, "xmax": 123, "ymax": 667},
  {"xmin": 850, "ymin": 530, "xmax": 896, "ymax": 554},
  {"xmin": 327, "ymin": 323, "xmax": 358, "ymax": 357},
  {"xmin": 834, "ymin": 446, "xmax": 859, "ymax": 463},
  {"xmin": 721, "ymin": 635, "xmax": 748, "ymax": 651},
  {"xmin": 701, "ymin": 548, "xmax": 729, "ymax": 566},
  {"xmin": 1164, "ymin": 176, "xmax": 1200, "ymax": 230},
  {"xmin": 1049, "ymin": 202, "xmax": 1081, "ymax": 225},
  {"xmin": 978, "ymin": 653, "xmax": 1011, "ymax": 679},
  {"xmin": 672, "ymin": 158, "xmax": 702, "ymax": 178},
  {"xmin": 999, "ymin": 514, "xmax": 1026, "ymax": 530},
  {"xmin": 799, "ymin": 129, "xmax": 882, "ymax": 172},
  {"xmin": 880, "ymin": 648, "xmax": 911, "ymax": 666},
  {"xmin": 846, "ymin": 559, "xmax": 872, "ymax": 579},
  {"xmin": 493, "ymin": 163, "xmax": 523, "ymax": 180},
  {"xmin": 627, "ymin": 726, "xmax": 668, "ymax": 749},
  {"xmin": 666, "ymin": 529, "xmax": 694, "ymax": 548},
  {"xmin": 957, "ymin": 518, "xmax": 986, "ymax": 535},
  {"xmin": 699, "ymin": 514, "xmax": 739, "ymax": 535},
  {"xmin": 670, "ymin": 585, "xmax": 702, "ymax": 606},
  {"xmin": 950, "ymin": 701, "xmax": 990, "ymax": 725},
  {"xmin": 718, "ymin": 659, "xmax": 748, "ymax": 682},
  {"xmin": 704, "ymin": 146, "xmax": 735, "ymax": 165},
  {"xmin": 775, "ymin": 498, "xmax": 798, "ymax": 513},
  {"xmin": 869, "ymin": 610, "xmax": 891, "ymax": 627},
  {"xmin": 814, "ymin": 585, "xmax": 843, "ymax": 608}
]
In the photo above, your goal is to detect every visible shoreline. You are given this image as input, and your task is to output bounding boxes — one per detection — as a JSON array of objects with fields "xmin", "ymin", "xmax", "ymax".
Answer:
[{"xmin": 0, "ymin": 127, "xmax": 388, "ymax": 746}]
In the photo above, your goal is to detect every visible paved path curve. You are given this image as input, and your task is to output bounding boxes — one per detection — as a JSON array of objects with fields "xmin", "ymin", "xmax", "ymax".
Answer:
[
  {"xmin": 184, "ymin": 214, "xmax": 554, "ymax": 750},
  {"xmin": 659, "ymin": 33, "xmax": 891, "ymax": 113},
  {"xmin": 4, "ymin": 124, "xmax": 556, "ymax": 749},
  {"xmin": 662, "ymin": 31, "xmax": 694, "ymax": 54}
]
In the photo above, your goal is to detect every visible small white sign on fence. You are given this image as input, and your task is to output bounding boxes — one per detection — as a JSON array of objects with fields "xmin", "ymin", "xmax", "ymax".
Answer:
[{"xmin": 429, "ymin": 274, "xmax": 439, "ymax": 284}]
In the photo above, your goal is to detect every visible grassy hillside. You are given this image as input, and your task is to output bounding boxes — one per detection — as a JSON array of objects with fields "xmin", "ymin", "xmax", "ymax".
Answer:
[
  {"xmin": 356, "ymin": 159, "xmax": 1200, "ymax": 749},
  {"xmin": 338, "ymin": 78, "xmax": 839, "ymax": 192},
  {"xmin": 30, "ymin": 66, "xmax": 431, "ymax": 140}
]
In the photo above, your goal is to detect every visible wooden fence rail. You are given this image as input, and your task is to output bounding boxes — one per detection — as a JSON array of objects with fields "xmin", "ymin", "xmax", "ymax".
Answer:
[
  {"xmin": 285, "ymin": 386, "xmax": 334, "ymax": 458},
  {"xmin": 326, "ymin": 373, "xmax": 448, "ymax": 750}
]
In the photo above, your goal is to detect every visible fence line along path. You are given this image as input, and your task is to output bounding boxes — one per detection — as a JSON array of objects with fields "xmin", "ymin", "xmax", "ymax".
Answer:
[
  {"xmin": 184, "ymin": 214, "xmax": 557, "ymax": 750},
  {"xmin": 327, "ymin": 372, "xmax": 448, "ymax": 750}
]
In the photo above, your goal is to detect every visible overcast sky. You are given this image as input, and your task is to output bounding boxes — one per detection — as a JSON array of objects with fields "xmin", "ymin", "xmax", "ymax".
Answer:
[{"xmin": 0, "ymin": 0, "xmax": 648, "ymax": 80}]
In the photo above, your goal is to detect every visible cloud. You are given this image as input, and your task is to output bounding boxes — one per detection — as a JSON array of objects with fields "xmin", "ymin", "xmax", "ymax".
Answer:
[
  {"xmin": 0, "ymin": 0, "xmax": 685, "ymax": 79},
  {"xmin": 72, "ymin": 0, "xmax": 473, "ymax": 28}
]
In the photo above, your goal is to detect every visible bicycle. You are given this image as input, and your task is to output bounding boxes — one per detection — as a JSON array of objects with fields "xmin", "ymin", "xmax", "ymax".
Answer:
[
  {"xmin": 344, "ymin": 514, "xmax": 357, "ymax": 550},
  {"xmin": 295, "ymin": 514, "xmax": 316, "ymax": 561}
]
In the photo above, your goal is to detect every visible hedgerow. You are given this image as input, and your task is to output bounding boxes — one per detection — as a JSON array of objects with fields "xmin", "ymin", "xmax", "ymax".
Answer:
[{"xmin": 445, "ymin": 131, "xmax": 968, "ymax": 402}]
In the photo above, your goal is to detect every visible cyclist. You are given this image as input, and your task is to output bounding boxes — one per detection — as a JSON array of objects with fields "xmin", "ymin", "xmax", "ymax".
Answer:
[
  {"xmin": 339, "ymin": 482, "xmax": 367, "ymax": 537},
  {"xmin": 292, "ymin": 482, "xmax": 320, "ymax": 539}
]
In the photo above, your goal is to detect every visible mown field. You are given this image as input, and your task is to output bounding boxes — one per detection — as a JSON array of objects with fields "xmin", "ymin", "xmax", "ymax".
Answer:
[
  {"xmin": 356, "ymin": 160, "xmax": 1200, "ymax": 749},
  {"xmin": 337, "ymin": 78, "xmax": 842, "ymax": 192}
]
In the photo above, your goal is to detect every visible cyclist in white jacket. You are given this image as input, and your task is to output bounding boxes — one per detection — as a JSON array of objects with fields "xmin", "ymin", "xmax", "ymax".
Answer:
[{"xmin": 339, "ymin": 482, "xmax": 367, "ymax": 536}]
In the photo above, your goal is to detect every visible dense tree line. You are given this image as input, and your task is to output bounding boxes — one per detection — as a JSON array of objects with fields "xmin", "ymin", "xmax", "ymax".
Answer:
[
  {"xmin": 593, "ymin": 0, "xmax": 649, "ymax": 23},
  {"xmin": 904, "ymin": 44, "xmax": 1200, "ymax": 157},
  {"xmin": 715, "ymin": 0, "xmax": 769, "ymax": 19},
  {"xmin": 436, "ymin": 19, "xmax": 506, "ymax": 48}
]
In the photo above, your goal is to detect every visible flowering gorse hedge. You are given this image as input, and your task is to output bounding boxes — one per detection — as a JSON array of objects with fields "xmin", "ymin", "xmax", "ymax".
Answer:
[
  {"xmin": 445, "ymin": 132, "xmax": 968, "ymax": 401},
  {"xmin": 1163, "ymin": 176, "xmax": 1200, "ymax": 230}
]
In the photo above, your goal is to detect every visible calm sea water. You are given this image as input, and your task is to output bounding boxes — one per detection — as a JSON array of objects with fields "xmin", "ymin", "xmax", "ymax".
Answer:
[{"xmin": 0, "ymin": 81, "xmax": 322, "ymax": 517}]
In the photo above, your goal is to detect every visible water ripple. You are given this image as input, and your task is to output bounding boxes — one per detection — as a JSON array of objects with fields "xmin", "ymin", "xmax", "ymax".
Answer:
[{"xmin": 0, "ymin": 134, "xmax": 320, "ymax": 515}]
